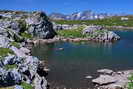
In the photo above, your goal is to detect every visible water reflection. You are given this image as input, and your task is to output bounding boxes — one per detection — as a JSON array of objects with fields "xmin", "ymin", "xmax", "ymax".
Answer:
[{"xmin": 31, "ymin": 43, "xmax": 55, "ymax": 60}]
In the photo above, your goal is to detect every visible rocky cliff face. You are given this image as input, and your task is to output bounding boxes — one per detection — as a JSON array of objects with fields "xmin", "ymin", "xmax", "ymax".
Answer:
[{"xmin": 0, "ymin": 10, "xmax": 56, "ymax": 40}]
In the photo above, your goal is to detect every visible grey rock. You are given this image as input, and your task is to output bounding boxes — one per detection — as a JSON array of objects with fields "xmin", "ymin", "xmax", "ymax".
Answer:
[
  {"xmin": 34, "ymin": 74, "xmax": 47, "ymax": 89},
  {"xmin": 92, "ymin": 75, "xmax": 117, "ymax": 85},
  {"xmin": 14, "ymin": 85, "xmax": 24, "ymax": 89},
  {"xmin": 10, "ymin": 46, "xmax": 27, "ymax": 58},
  {"xmin": 83, "ymin": 26, "xmax": 103, "ymax": 34},
  {"xmin": 0, "ymin": 35, "xmax": 11, "ymax": 48},
  {"xmin": 83, "ymin": 26, "xmax": 120, "ymax": 41},
  {"xmin": 97, "ymin": 69, "xmax": 114, "ymax": 74},
  {"xmin": 85, "ymin": 75, "xmax": 93, "ymax": 79},
  {"xmin": 20, "ymin": 47, "xmax": 30, "ymax": 54},
  {"xmin": 3, "ymin": 55, "xmax": 22, "ymax": 65},
  {"xmin": 18, "ymin": 56, "xmax": 39, "ymax": 82},
  {"xmin": 25, "ymin": 12, "xmax": 56, "ymax": 39},
  {"xmin": 0, "ymin": 68, "xmax": 22, "ymax": 86},
  {"xmin": 0, "ymin": 10, "xmax": 56, "ymax": 39}
]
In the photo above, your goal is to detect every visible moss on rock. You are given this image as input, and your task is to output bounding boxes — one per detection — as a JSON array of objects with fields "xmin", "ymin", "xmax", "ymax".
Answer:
[{"xmin": 0, "ymin": 47, "xmax": 14, "ymax": 58}]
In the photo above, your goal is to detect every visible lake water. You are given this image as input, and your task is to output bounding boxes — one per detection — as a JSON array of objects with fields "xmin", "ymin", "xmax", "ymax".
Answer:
[{"xmin": 31, "ymin": 30, "xmax": 133, "ymax": 89}]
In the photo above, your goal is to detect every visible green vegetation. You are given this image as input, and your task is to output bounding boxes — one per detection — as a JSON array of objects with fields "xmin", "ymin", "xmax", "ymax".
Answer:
[
  {"xmin": 4, "ymin": 64, "xmax": 17, "ymax": 70},
  {"xmin": 10, "ymin": 42, "xmax": 20, "ymax": 48},
  {"xmin": 127, "ymin": 74, "xmax": 133, "ymax": 89},
  {"xmin": 21, "ymin": 82, "xmax": 33, "ymax": 89},
  {"xmin": 57, "ymin": 26, "xmax": 108, "ymax": 38},
  {"xmin": 17, "ymin": 20, "xmax": 28, "ymax": 32},
  {"xmin": 20, "ymin": 32, "xmax": 33, "ymax": 39},
  {"xmin": 57, "ymin": 26, "xmax": 86, "ymax": 38},
  {"xmin": 53, "ymin": 16, "xmax": 133, "ymax": 27},
  {"xmin": 0, "ymin": 47, "xmax": 14, "ymax": 58}
]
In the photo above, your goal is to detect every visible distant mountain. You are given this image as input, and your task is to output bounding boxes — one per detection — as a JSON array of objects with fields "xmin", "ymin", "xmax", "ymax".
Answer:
[
  {"xmin": 49, "ymin": 10, "xmax": 113, "ymax": 20},
  {"xmin": 49, "ymin": 13, "xmax": 66, "ymax": 20}
]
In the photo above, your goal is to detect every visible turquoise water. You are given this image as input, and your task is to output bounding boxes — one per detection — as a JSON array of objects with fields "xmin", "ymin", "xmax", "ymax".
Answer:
[{"xmin": 32, "ymin": 30, "xmax": 133, "ymax": 89}]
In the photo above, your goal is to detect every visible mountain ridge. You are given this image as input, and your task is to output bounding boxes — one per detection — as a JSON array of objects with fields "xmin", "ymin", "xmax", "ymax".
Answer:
[{"xmin": 49, "ymin": 10, "xmax": 117, "ymax": 20}]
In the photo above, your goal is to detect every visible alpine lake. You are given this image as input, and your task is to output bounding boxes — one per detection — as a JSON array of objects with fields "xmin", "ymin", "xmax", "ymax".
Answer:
[{"xmin": 31, "ymin": 30, "xmax": 133, "ymax": 89}]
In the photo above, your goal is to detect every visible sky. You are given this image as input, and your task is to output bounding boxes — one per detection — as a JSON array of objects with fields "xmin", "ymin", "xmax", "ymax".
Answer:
[{"xmin": 0, "ymin": 0, "xmax": 133, "ymax": 15}]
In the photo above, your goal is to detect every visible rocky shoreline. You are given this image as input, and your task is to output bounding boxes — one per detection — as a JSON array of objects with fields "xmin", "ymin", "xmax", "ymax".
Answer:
[
  {"xmin": 91, "ymin": 69, "xmax": 133, "ymax": 89},
  {"xmin": 0, "ymin": 10, "xmax": 56, "ymax": 89}
]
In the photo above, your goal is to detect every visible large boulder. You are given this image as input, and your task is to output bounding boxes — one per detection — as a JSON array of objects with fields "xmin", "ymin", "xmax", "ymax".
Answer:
[{"xmin": 25, "ymin": 12, "xmax": 57, "ymax": 39}]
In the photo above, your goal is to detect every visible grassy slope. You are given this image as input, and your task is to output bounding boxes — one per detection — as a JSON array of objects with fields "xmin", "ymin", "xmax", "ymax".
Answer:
[{"xmin": 53, "ymin": 15, "xmax": 133, "ymax": 27}]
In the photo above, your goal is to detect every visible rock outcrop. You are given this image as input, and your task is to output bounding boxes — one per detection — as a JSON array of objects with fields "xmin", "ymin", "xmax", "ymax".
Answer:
[
  {"xmin": 92, "ymin": 69, "xmax": 133, "ymax": 89},
  {"xmin": 83, "ymin": 26, "xmax": 120, "ymax": 42},
  {"xmin": 0, "ymin": 10, "xmax": 56, "ymax": 40},
  {"xmin": 0, "ymin": 10, "xmax": 50, "ymax": 89}
]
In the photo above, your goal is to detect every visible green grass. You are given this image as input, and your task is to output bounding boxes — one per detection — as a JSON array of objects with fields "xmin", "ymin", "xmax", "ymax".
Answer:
[
  {"xmin": 127, "ymin": 74, "xmax": 133, "ymax": 89},
  {"xmin": 10, "ymin": 42, "xmax": 20, "ymax": 48},
  {"xmin": 57, "ymin": 26, "xmax": 109, "ymax": 38},
  {"xmin": 53, "ymin": 15, "xmax": 133, "ymax": 27},
  {"xmin": 0, "ymin": 47, "xmax": 14, "ymax": 58},
  {"xmin": 21, "ymin": 82, "xmax": 33, "ymax": 89},
  {"xmin": 57, "ymin": 26, "xmax": 86, "ymax": 38},
  {"xmin": 20, "ymin": 32, "xmax": 33, "ymax": 39},
  {"xmin": 4, "ymin": 64, "xmax": 17, "ymax": 70}
]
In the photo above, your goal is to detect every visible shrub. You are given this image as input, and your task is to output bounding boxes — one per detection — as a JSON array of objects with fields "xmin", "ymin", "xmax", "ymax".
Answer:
[
  {"xmin": 10, "ymin": 42, "xmax": 20, "ymax": 48},
  {"xmin": 127, "ymin": 74, "xmax": 133, "ymax": 89},
  {"xmin": 21, "ymin": 32, "xmax": 33, "ymax": 39}
]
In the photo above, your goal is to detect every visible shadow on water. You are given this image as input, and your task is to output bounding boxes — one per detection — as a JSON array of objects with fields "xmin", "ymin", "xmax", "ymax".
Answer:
[{"xmin": 31, "ymin": 30, "xmax": 133, "ymax": 89}]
